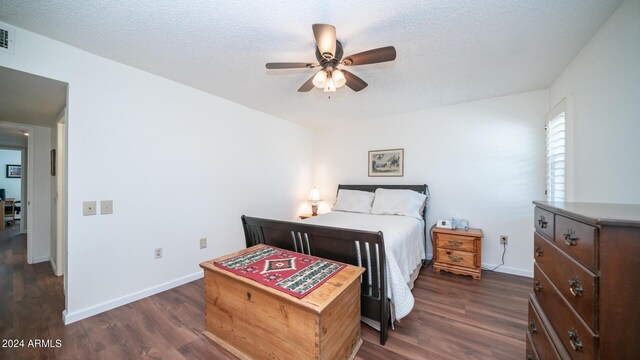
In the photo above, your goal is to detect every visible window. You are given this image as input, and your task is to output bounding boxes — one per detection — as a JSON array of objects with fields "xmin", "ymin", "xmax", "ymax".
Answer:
[{"xmin": 546, "ymin": 111, "xmax": 566, "ymax": 201}]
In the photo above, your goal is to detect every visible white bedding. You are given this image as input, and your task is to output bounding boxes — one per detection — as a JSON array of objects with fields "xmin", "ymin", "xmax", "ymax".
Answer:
[{"xmin": 301, "ymin": 211, "xmax": 425, "ymax": 321}]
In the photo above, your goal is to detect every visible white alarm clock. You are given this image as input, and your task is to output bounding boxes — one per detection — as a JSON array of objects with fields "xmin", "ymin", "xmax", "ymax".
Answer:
[{"xmin": 436, "ymin": 219, "xmax": 453, "ymax": 229}]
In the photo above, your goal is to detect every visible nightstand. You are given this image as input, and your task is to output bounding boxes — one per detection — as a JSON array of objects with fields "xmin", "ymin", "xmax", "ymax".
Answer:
[{"xmin": 431, "ymin": 227, "xmax": 482, "ymax": 279}]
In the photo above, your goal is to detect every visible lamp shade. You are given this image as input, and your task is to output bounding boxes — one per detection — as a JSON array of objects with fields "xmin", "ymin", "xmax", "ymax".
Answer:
[
  {"xmin": 312, "ymin": 70, "xmax": 327, "ymax": 88},
  {"xmin": 332, "ymin": 69, "xmax": 346, "ymax": 88},
  {"xmin": 308, "ymin": 187, "xmax": 322, "ymax": 201}
]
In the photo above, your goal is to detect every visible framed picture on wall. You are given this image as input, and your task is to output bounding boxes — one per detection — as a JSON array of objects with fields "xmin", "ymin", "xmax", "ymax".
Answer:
[
  {"xmin": 368, "ymin": 148, "xmax": 404, "ymax": 177},
  {"xmin": 6, "ymin": 164, "xmax": 21, "ymax": 178}
]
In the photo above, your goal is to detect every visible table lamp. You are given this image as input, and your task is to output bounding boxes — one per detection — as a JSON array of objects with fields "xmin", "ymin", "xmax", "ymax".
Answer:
[{"xmin": 308, "ymin": 187, "xmax": 322, "ymax": 216}]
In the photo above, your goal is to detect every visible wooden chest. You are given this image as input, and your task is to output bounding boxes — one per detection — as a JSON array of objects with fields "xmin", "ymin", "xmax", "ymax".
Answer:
[
  {"xmin": 432, "ymin": 227, "xmax": 483, "ymax": 279},
  {"xmin": 200, "ymin": 245, "xmax": 365, "ymax": 360},
  {"xmin": 528, "ymin": 202, "xmax": 640, "ymax": 359}
]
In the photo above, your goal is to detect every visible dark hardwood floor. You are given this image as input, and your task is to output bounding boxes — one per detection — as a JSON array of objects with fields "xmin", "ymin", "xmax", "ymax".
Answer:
[{"xmin": 1, "ymin": 227, "xmax": 531, "ymax": 359}]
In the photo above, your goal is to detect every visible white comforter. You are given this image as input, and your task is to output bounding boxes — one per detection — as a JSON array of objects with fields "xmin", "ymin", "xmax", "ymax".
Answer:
[{"xmin": 301, "ymin": 211, "xmax": 425, "ymax": 320}]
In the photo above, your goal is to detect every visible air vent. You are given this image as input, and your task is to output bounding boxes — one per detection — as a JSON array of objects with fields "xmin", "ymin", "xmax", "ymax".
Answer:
[{"xmin": 0, "ymin": 22, "xmax": 15, "ymax": 54}]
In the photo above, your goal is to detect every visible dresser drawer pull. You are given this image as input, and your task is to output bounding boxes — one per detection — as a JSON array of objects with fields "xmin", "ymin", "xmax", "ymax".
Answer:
[
  {"xmin": 568, "ymin": 328, "xmax": 584, "ymax": 352},
  {"xmin": 527, "ymin": 354, "xmax": 535, "ymax": 360},
  {"xmin": 534, "ymin": 247, "xmax": 543, "ymax": 257},
  {"xmin": 568, "ymin": 278, "xmax": 584, "ymax": 297},
  {"xmin": 245, "ymin": 291, "xmax": 252, "ymax": 301},
  {"xmin": 447, "ymin": 255, "xmax": 463, "ymax": 263},
  {"xmin": 537, "ymin": 216, "xmax": 548, "ymax": 228},
  {"xmin": 563, "ymin": 229, "xmax": 579, "ymax": 246},
  {"xmin": 534, "ymin": 280, "xmax": 542, "ymax": 292},
  {"xmin": 529, "ymin": 319, "xmax": 538, "ymax": 334},
  {"xmin": 447, "ymin": 240, "xmax": 463, "ymax": 247}
]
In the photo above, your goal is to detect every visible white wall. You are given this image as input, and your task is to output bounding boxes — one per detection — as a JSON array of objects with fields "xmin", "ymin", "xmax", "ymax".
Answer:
[
  {"xmin": 313, "ymin": 90, "xmax": 548, "ymax": 276},
  {"xmin": 0, "ymin": 25, "xmax": 313, "ymax": 322},
  {"xmin": 0, "ymin": 148, "xmax": 22, "ymax": 201},
  {"xmin": 550, "ymin": 0, "xmax": 640, "ymax": 203}
]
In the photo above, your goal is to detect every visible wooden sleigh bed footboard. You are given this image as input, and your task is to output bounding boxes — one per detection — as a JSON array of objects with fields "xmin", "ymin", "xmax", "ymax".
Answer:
[{"xmin": 241, "ymin": 215, "xmax": 390, "ymax": 345}]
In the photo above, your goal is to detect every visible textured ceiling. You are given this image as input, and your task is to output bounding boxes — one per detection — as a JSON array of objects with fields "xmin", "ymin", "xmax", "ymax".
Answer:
[{"xmin": 0, "ymin": 0, "xmax": 623, "ymax": 128}]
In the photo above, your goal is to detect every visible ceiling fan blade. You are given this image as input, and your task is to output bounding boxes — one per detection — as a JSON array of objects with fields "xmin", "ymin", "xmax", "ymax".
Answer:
[
  {"xmin": 312, "ymin": 24, "xmax": 337, "ymax": 59},
  {"xmin": 297, "ymin": 75, "xmax": 315, "ymax": 92},
  {"xmin": 342, "ymin": 70, "xmax": 368, "ymax": 92},
  {"xmin": 342, "ymin": 46, "xmax": 396, "ymax": 66},
  {"xmin": 266, "ymin": 62, "xmax": 316, "ymax": 69}
]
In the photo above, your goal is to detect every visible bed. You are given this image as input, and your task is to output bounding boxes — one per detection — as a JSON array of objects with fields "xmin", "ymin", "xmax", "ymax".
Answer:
[{"xmin": 242, "ymin": 184, "xmax": 429, "ymax": 345}]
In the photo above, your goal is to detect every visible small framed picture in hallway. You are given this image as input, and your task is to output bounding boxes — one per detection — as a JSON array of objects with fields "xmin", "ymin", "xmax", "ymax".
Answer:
[{"xmin": 6, "ymin": 164, "xmax": 21, "ymax": 178}]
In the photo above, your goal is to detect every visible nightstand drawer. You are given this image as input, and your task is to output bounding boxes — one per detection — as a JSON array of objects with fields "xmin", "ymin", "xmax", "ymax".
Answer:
[
  {"xmin": 435, "ymin": 233, "xmax": 477, "ymax": 252},
  {"xmin": 554, "ymin": 215, "xmax": 598, "ymax": 272},
  {"xmin": 534, "ymin": 232, "xmax": 598, "ymax": 331},
  {"xmin": 436, "ymin": 248, "xmax": 476, "ymax": 268}
]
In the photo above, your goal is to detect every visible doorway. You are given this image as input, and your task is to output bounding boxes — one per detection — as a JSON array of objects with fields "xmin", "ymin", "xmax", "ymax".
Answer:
[{"xmin": 0, "ymin": 65, "xmax": 69, "ymax": 315}]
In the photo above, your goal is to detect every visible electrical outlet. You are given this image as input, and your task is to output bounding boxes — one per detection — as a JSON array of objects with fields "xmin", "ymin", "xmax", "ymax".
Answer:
[
  {"xmin": 155, "ymin": 248, "xmax": 162, "ymax": 259},
  {"xmin": 500, "ymin": 235, "xmax": 509, "ymax": 245},
  {"xmin": 200, "ymin": 238, "xmax": 207, "ymax": 249},
  {"xmin": 83, "ymin": 201, "xmax": 97, "ymax": 216}
]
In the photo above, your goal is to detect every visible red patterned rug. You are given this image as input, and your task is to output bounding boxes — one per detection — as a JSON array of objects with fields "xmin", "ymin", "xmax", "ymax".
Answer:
[{"xmin": 214, "ymin": 246, "xmax": 346, "ymax": 299}]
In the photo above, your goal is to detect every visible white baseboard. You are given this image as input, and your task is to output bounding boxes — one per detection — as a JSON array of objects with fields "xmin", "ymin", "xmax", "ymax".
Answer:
[
  {"xmin": 32, "ymin": 256, "xmax": 49, "ymax": 264},
  {"xmin": 481, "ymin": 263, "xmax": 532, "ymax": 278},
  {"xmin": 63, "ymin": 271, "xmax": 203, "ymax": 325},
  {"xmin": 426, "ymin": 253, "xmax": 532, "ymax": 278}
]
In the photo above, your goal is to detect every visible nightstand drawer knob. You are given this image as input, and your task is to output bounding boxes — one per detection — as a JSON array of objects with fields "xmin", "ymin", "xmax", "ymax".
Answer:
[
  {"xmin": 568, "ymin": 328, "xmax": 584, "ymax": 352},
  {"xmin": 569, "ymin": 278, "xmax": 584, "ymax": 297},
  {"xmin": 447, "ymin": 240, "xmax": 463, "ymax": 247},
  {"xmin": 447, "ymin": 255, "xmax": 463, "ymax": 263},
  {"xmin": 535, "ymin": 247, "xmax": 543, "ymax": 257},
  {"xmin": 529, "ymin": 319, "xmax": 538, "ymax": 334}
]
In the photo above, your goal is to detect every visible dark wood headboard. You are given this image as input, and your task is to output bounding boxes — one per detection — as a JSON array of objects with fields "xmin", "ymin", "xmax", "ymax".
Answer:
[{"xmin": 337, "ymin": 184, "xmax": 429, "ymax": 196}]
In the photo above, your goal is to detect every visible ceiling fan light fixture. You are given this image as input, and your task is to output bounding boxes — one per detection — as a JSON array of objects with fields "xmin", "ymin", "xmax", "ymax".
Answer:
[
  {"xmin": 312, "ymin": 70, "xmax": 328, "ymax": 88},
  {"xmin": 324, "ymin": 77, "xmax": 336, "ymax": 92},
  {"xmin": 332, "ymin": 69, "xmax": 347, "ymax": 88}
]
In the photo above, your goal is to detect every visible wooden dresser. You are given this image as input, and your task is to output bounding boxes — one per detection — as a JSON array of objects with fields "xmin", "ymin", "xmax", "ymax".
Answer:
[
  {"xmin": 432, "ymin": 227, "xmax": 482, "ymax": 279},
  {"xmin": 527, "ymin": 201, "xmax": 640, "ymax": 359}
]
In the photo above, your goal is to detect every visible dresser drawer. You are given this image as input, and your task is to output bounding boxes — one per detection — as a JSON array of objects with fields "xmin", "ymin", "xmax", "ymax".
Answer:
[
  {"xmin": 535, "ymin": 207, "xmax": 555, "ymax": 241},
  {"xmin": 533, "ymin": 264, "xmax": 598, "ymax": 360},
  {"xmin": 435, "ymin": 233, "xmax": 477, "ymax": 252},
  {"xmin": 555, "ymin": 215, "xmax": 598, "ymax": 271},
  {"xmin": 527, "ymin": 298, "xmax": 562, "ymax": 360},
  {"xmin": 436, "ymin": 248, "xmax": 476, "ymax": 268},
  {"xmin": 534, "ymin": 232, "xmax": 598, "ymax": 331},
  {"xmin": 525, "ymin": 331, "xmax": 539, "ymax": 360}
]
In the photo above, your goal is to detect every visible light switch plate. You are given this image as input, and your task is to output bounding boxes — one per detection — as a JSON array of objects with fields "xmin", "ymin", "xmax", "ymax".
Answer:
[
  {"xmin": 83, "ymin": 201, "xmax": 97, "ymax": 216},
  {"xmin": 100, "ymin": 200, "xmax": 113, "ymax": 215}
]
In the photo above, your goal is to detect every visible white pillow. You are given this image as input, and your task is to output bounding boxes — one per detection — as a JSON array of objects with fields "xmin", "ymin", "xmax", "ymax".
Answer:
[
  {"xmin": 370, "ymin": 188, "xmax": 427, "ymax": 219},
  {"xmin": 332, "ymin": 189, "xmax": 375, "ymax": 213}
]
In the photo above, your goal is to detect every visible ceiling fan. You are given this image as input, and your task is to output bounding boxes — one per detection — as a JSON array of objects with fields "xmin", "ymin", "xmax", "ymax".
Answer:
[{"xmin": 266, "ymin": 24, "xmax": 397, "ymax": 93}]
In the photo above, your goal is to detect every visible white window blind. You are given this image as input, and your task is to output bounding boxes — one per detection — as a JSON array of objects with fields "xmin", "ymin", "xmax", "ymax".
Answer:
[{"xmin": 546, "ymin": 112, "xmax": 566, "ymax": 201}]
